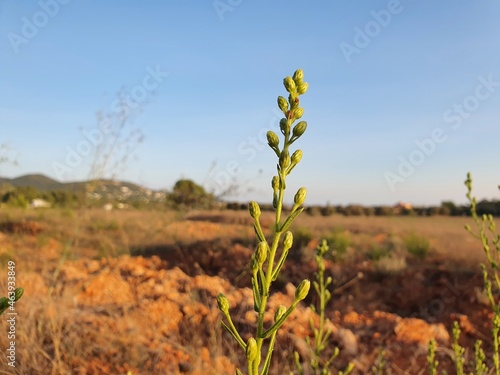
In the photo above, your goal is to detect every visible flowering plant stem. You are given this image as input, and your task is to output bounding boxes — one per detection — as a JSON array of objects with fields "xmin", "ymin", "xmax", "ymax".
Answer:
[
  {"xmin": 463, "ymin": 173, "xmax": 500, "ymax": 375},
  {"xmin": 217, "ymin": 69, "xmax": 311, "ymax": 375},
  {"xmin": 295, "ymin": 239, "xmax": 353, "ymax": 375}
]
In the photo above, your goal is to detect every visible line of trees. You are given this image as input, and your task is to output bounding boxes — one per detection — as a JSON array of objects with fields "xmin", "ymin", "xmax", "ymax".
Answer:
[
  {"xmin": 226, "ymin": 200, "xmax": 500, "ymax": 217},
  {"xmin": 1, "ymin": 181, "xmax": 499, "ymax": 216}
]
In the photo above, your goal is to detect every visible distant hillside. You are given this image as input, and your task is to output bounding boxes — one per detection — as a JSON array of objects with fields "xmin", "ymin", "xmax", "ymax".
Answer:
[
  {"xmin": 0, "ymin": 174, "xmax": 62, "ymax": 191},
  {"xmin": 0, "ymin": 174, "xmax": 167, "ymax": 204},
  {"xmin": 0, "ymin": 174, "xmax": 142, "ymax": 192}
]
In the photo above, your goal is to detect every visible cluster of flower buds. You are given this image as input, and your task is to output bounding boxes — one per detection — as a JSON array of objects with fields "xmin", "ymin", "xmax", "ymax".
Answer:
[
  {"xmin": 277, "ymin": 69, "xmax": 308, "ymax": 139},
  {"xmin": 217, "ymin": 70, "xmax": 311, "ymax": 374}
]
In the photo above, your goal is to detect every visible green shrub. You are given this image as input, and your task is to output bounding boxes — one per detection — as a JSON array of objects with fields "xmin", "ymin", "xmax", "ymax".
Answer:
[
  {"xmin": 367, "ymin": 245, "xmax": 390, "ymax": 261},
  {"xmin": 403, "ymin": 233, "xmax": 430, "ymax": 259},
  {"xmin": 325, "ymin": 229, "xmax": 351, "ymax": 260}
]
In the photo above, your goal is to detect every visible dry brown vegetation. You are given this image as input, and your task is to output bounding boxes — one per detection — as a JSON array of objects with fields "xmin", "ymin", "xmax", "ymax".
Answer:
[{"xmin": 0, "ymin": 207, "xmax": 497, "ymax": 374}]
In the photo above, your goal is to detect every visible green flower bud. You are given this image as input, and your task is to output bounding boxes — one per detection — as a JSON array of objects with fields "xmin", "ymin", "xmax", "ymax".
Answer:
[
  {"xmin": 283, "ymin": 231, "xmax": 293, "ymax": 250},
  {"xmin": 14, "ymin": 288, "xmax": 23, "ymax": 301},
  {"xmin": 279, "ymin": 150, "xmax": 291, "ymax": 170},
  {"xmin": 274, "ymin": 305, "xmax": 287, "ymax": 322},
  {"xmin": 283, "ymin": 76, "xmax": 296, "ymax": 93},
  {"xmin": 293, "ymin": 107, "xmax": 304, "ymax": 119},
  {"xmin": 292, "ymin": 121, "xmax": 307, "ymax": 138},
  {"xmin": 293, "ymin": 69, "xmax": 304, "ymax": 83},
  {"xmin": 291, "ymin": 149, "xmax": 303, "ymax": 166},
  {"xmin": 266, "ymin": 131, "xmax": 279, "ymax": 149},
  {"xmin": 294, "ymin": 279, "xmax": 310, "ymax": 302},
  {"xmin": 246, "ymin": 337, "xmax": 258, "ymax": 361},
  {"xmin": 271, "ymin": 176, "xmax": 280, "ymax": 192},
  {"xmin": 317, "ymin": 239, "xmax": 329, "ymax": 256},
  {"xmin": 216, "ymin": 293, "xmax": 230, "ymax": 314},
  {"xmin": 294, "ymin": 187, "xmax": 307, "ymax": 206},
  {"xmin": 277, "ymin": 96, "xmax": 288, "ymax": 113},
  {"xmin": 325, "ymin": 289, "xmax": 331, "ymax": 302},
  {"xmin": 280, "ymin": 118, "xmax": 290, "ymax": 135},
  {"xmin": 255, "ymin": 241, "xmax": 268, "ymax": 265},
  {"xmin": 297, "ymin": 82, "xmax": 308, "ymax": 95},
  {"xmin": 249, "ymin": 201, "xmax": 261, "ymax": 219}
]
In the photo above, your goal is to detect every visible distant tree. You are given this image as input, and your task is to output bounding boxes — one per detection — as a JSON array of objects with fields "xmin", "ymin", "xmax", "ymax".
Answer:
[
  {"xmin": 476, "ymin": 199, "xmax": 499, "ymax": 216},
  {"xmin": 320, "ymin": 204, "xmax": 336, "ymax": 216},
  {"xmin": 305, "ymin": 206, "xmax": 321, "ymax": 216},
  {"xmin": 364, "ymin": 206, "xmax": 375, "ymax": 216},
  {"xmin": 43, "ymin": 190, "xmax": 84, "ymax": 208},
  {"xmin": 374, "ymin": 206, "xmax": 394, "ymax": 216},
  {"xmin": 344, "ymin": 204, "xmax": 364, "ymax": 216},
  {"xmin": 1, "ymin": 186, "xmax": 39, "ymax": 208},
  {"xmin": 169, "ymin": 179, "xmax": 214, "ymax": 209},
  {"xmin": 412, "ymin": 207, "xmax": 428, "ymax": 216},
  {"xmin": 401, "ymin": 207, "xmax": 416, "ymax": 216},
  {"xmin": 440, "ymin": 201, "xmax": 459, "ymax": 216},
  {"xmin": 335, "ymin": 205, "xmax": 346, "ymax": 216},
  {"xmin": 425, "ymin": 206, "xmax": 441, "ymax": 216}
]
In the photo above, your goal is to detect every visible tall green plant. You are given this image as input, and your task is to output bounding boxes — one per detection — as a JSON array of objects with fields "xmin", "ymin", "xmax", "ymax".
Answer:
[
  {"xmin": 463, "ymin": 172, "xmax": 500, "ymax": 375},
  {"xmin": 428, "ymin": 173, "xmax": 500, "ymax": 374},
  {"xmin": 217, "ymin": 69, "xmax": 311, "ymax": 375},
  {"xmin": 294, "ymin": 239, "xmax": 354, "ymax": 375}
]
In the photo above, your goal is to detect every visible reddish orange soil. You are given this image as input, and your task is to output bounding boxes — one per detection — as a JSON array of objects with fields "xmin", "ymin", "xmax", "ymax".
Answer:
[{"xmin": 0, "ymin": 215, "xmax": 494, "ymax": 374}]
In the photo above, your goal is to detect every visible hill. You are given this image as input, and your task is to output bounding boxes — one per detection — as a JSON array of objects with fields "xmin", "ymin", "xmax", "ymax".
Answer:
[
  {"xmin": 0, "ymin": 174, "xmax": 62, "ymax": 191},
  {"xmin": 0, "ymin": 174, "xmax": 146, "ymax": 192},
  {"xmin": 0, "ymin": 174, "xmax": 167, "ymax": 205}
]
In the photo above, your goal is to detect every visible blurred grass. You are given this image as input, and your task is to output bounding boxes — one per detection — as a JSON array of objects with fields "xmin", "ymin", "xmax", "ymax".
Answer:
[{"xmin": 403, "ymin": 233, "xmax": 431, "ymax": 259}]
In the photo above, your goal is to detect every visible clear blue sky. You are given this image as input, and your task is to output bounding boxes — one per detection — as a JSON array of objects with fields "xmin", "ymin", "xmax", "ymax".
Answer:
[{"xmin": 1, "ymin": 0, "xmax": 499, "ymax": 205}]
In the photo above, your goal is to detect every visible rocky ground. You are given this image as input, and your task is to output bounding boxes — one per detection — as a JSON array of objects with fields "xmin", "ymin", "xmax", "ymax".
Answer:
[{"xmin": 0, "ymin": 212, "xmax": 494, "ymax": 374}]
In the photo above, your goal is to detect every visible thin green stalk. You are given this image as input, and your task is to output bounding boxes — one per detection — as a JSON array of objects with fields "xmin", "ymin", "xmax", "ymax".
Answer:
[
  {"xmin": 275, "ymin": 170, "xmax": 286, "ymax": 230},
  {"xmin": 295, "ymin": 239, "xmax": 352, "ymax": 375},
  {"xmin": 317, "ymin": 258, "xmax": 326, "ymax": 355},
  {"xmin": 256, "ymin": 232, "xmax": 282, "ymax": 369},
  {"xmin": 463, "ymin": 173, "xmax": 500, "ymax": 375},
  {"xmin": 262, "ymin": 326, "xmax": 279, "ymax": 374},
  {"xmin": 452, "ymin": 322, "xmax": 465, "ymax": 375},
  {"xmin": 427, "ymin": 339, "xmax": 438, "ymax": 375},
  {"xmin": 217, "ymin": 69, "xmax": 310, "ymax": 375},
  {"xmin": 493, "ymin": 314, "xmax": 500, "ymax": 375}
]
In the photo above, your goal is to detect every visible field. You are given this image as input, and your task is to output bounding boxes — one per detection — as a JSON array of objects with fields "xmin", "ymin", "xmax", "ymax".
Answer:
[{"xmin": 0, "ymin": 207, "xmax": 497, "ymax": 374}]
